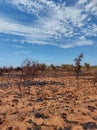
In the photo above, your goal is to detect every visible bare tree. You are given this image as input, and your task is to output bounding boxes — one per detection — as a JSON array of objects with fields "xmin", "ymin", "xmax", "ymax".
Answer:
[
  {"xmin": 39, "ymin": 63, "xmax": 47, "ymax": 73},
  {"xmin": 84, "ymin": 63, "xmax": 90, "ymax": 75},
  {"xmin": 74, "ymin": 53, "xmax": 83, "ymax": 79},
  {"xmin": 22, "ymin": 58, "xmax": 33, "ymax": 77},
  {"xmin": 0, "ymin": 68, "xmax": 3, "ymax": 76},
  {"xmin": 21, "ymin": 58, "xmax": 40, "ymax": 98},
  {"xmin": 49, "ymin": 64, "xmax": 56, "ymax": 71}
]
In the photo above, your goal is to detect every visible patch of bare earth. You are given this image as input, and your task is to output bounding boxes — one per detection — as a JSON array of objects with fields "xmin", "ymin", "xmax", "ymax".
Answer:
[{"xmin": 0, "ymin": 75, "xmax": 97, "ymax": 130}]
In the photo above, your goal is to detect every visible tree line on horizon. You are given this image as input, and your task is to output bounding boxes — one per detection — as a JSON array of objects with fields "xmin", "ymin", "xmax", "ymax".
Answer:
[{"xmin": 0, "ymin": 53, "xmax": 97, "ymax": 79}]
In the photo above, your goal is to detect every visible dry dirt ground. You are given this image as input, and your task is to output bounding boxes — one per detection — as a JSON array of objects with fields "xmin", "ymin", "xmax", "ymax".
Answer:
[{"xmin": 0, "ymin": 74, "xmax": 97, "ymax": 130}]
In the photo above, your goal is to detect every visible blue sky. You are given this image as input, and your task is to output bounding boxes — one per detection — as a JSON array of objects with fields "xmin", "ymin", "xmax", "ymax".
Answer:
[{"xmin": 0, "ymin": 0, "xmax": 97, "ymax": 67}]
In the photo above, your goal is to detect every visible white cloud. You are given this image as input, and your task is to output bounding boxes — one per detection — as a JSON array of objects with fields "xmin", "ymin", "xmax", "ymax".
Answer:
[
  {"xmin": 14, "ymin": 51, "xmax": 30, "ymax": 55},
  {"xmin": 79, "ymin": 36, "xmax": 85, "ymax": 40},
  {"xmin": 59, "ymin": 38, "xmax": 93, "ymax": 48},
  {"xmin": 10, "ymin": 44, "xmax": 24, "ymax": 48},
  {"xmin": 77, "ymin": 0, "xmax": 87, "ymax": 5},
  {"xmin": 0, "ymin": 0, "xmax": 97, "ymax": 48},
  {"xmin": 85, "ymin": 1, "xmax": 97, "ymax": 10},
  {"xmin": 75, "ymin": 39, "xmax": 93, "ymax": 46},
  {"xmin": 85, "ymin": 1, "xmax": 97, "ymax": 16},
  {"xmin": 0, "ymin": 17, "xmax": 49, "ymax": 39}
]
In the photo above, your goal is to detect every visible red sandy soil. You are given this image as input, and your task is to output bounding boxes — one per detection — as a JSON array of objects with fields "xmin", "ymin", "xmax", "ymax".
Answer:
[{"xmin": 0, "ymin": 75, "xmax": 97, "ymax": 130}]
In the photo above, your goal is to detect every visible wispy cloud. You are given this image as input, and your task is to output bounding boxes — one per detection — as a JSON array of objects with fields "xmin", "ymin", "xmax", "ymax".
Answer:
[
  {"xmin": 10, "ymin": 44, "xmax": 24, "ymax": 49},
  {"xmin": 0, "ymin": 0, "xmax": 97, "ymax": 48},
  {"xmin": 77, "ymin": 0, "xmax": 87, "ymax": 5},
  {"xmin": 14, "ymin": 50, "xmax": 30, "ymax": 55},
  {"xmin": 59, "ymin": 37, "xmax": 93, "ymax": 48}
]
